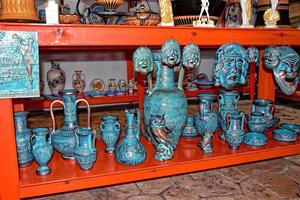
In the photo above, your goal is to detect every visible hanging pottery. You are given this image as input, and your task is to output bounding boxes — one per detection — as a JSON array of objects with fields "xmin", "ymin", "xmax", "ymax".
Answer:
[
  {"xmin": 134, "ymin": 40, "xmax": 201, "ymax": 161},
  {"xmin": 47, "ymin": 61, "xmax": 66, "ymax": 96},
  {"xmin": 213, "ymin": 43, "xmax": 250, "ymax": 89},
  {"xmin": 115, "ymin": 109, "xmax": 146, "ymax": 166},
  {"xmin": 263, "ymin": 46, "xmax": 299, "ymax": 95}
]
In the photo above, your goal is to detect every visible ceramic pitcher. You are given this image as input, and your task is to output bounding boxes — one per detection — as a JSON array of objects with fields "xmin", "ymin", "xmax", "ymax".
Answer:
[
  {"xmin": 50, "ymin": 89, "xmax": 91, "ymax": 159},
  {"xmin": 225, "ymin": 112, "xmax": 245, "ymax": 150},
  {"xmin": 74, "ymin": 128, "xmax": 97, "ymax": 170},
  {"xmin": 100, "ymin": 116, "xmax": 121, "ymax": 153},
  {"xmin": 247, "ymin": 112, "xmax": 267, "ymax": 133},
  {"xmin": 251, "ymin": 99, "xmax": 277, "ymax": 128},
  {"xmin": 31, "ymin": 128, "xmax": 53, "ymax": 176},
  {"xmin": 14, "ymin": 111, "xmax": 33, "ymax": 167}
]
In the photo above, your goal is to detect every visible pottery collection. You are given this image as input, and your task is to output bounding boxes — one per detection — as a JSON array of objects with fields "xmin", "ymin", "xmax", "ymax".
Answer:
[
  {"xmin": 14, "ymin": 112, "xmax": 33, "ymax": 167},
  {"xmin": 47, "ymin": 61, "xmax": 66, "ymax": 96},
  {"xmin": 100, "ymin": 115, "xmax": 121, "ymax": 153},
  {"xmin": 72, "ymin": 70, "xmax": 86, "ymax": 93},
  {"xmin": 31, "ymin": 128, "xmax": 53, "ymax": 176}
]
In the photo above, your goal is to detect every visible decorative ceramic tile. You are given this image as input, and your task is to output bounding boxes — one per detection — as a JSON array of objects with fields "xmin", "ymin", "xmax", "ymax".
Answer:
[{"xmin": 0, "ymin": 31, "xmax": 39, "ymax": 98}]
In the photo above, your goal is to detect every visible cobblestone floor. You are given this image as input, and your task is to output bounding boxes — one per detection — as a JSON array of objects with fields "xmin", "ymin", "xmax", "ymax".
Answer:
[{"xmin": 28, "ymin": 100, "xmax": 300, "ymax": 200}]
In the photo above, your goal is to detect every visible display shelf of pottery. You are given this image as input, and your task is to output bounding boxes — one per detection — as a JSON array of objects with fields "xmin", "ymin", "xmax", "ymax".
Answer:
[
  {"xmin": 100, "ymin": 116, "xmax": 121, "ymax": 153},
  {"xmin": 47, "ymin": 61, "xmax": 66, "ymax": 97}
]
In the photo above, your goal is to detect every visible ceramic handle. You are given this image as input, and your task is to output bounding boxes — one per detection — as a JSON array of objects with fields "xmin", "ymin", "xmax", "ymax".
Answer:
[
  {"xmin": 76, "ymin": 99, "xmax": 91, "ymax": 129},
  {"xmin": 30, "ymin": 135, "xmax": 36, "ymax": 148},
  {"xmin": 50, "ymin": 100, "xmax": 64, "ymax": 134},
  {"xmin": 270, "ymin": 105, "xmax": 276, "ymax": 118},
  {"xmin": 92, "ymin": 129, "xmax": 96, "ymax": 149},
  {"xmin": 74, "ymin": 128, "xmax": 79, "ymax": 148},
  {"xmin": 226, "ymin": 113, "xmax": 232, "ymax": 130},
  {"xmin": 199, "ymin": 102, "xmax": 205, "ymax": 119},
  {"xmin": 115, "ymin": 122, "xmax": 121, "ymax": 131},
  {"xmin": 100, "ymin": 122, "xmax": 105, "ymax": 132}
]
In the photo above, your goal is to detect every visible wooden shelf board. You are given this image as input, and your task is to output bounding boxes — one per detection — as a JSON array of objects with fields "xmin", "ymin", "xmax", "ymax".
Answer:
[
  {"xmin": 185, "ymin": 86, "xmax": 250, "ymax": 97},
  {"xmin": 14, "ymin": 93, "xmax": 138, "ymax": 110},
  {"xmin": 19, "ymin": 130, "xmax": 300, "ymax": 198},
  {"xmin": 0, "ymin": 23, "xmax": 299, "ymax": 48}
]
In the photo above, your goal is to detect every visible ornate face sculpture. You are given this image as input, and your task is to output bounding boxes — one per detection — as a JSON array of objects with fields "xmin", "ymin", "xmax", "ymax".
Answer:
[
  {"xmin": 133, "ymin": 47, "xmax": 154, "ymax": 75},
  {"xmin": 264, "ymin": 46, "xmax": 300, "ymax": 95},
  {"xmin": 213, "ymin": 43, "xmax": 250, "ymax": 89},
  {"xmin": 247, "ymin": 47, "xmax": 260, "ymax": 66},
  {"xmin": 182, "ymin": 43, "xmax": 201, "ymax": 71},
  {"xmin": 161, "ymin": 39, "xmax": 181, "ymax": 67}
]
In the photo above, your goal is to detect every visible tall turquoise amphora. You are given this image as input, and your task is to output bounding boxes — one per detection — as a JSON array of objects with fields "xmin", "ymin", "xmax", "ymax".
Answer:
[
  {"xmin": 133, "ymin": 40, "xmax": 201, "ymax": 161},
  {"xmin": 115, "ymin": 109, "xmax": 146, "ymax": 166},
  {"xmin": 194, "ymin": 94, "xmax": 219, "ymax": 153},
  {"xmin": 225, "ymin": 112, "xmax": 245, "ymax": 150},
  {"xmin": 50, "ymin": 89, "xmax": 91, "ymax": 159},
  {"xmin": 218, "ymin": 90, "xmax": 240, "ymax": 139}
]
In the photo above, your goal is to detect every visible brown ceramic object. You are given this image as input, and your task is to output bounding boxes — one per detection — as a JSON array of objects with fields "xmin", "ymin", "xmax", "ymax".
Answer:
[
  {"xmin": 59, "ymin": 14, "xmax": 81, "ymax": 24},
  {"xmin": 0, "ymin": 0, "xmax": 39, "ymax": 22},
  {"xmin": 96, "ymin": 0, "xmax": 124, "ymax": 11}
]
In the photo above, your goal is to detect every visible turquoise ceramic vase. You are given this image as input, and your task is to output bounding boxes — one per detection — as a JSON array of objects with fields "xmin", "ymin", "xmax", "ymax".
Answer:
[
  {"xmin": 247, "ymin": 112, "xmax": 267, "ymax": 133},
  {"xmin": 31, "ymin": 128, "xmax": 53, "ymax": 176},
  {"xmin": 218, "ymin": 90, "xmax": 240, "ymax": 139},
  {"xmin": 115, "ymin": 109, "xmax": 146, "ymax": 166},
  {"xmin": 50, "ymin": 89, "xmax": 91, "ymax": 159},
  {"xmin": 74, "ymin": 128, "xmax": 97, "ymax": 170},
  {"xmin": 14, "ymin": 111, "xmax": 33, "ymax": 167},
  {"xmin": 100, "ymin": 116, "xmax": 121, "ymax": 153},
  {"xmin": 225, "ymin": 112, "xmax": 245, "ymax": 150},
  {"xmin": 251, "ymin": 99, "xmax": 277, "ymax": 129}
]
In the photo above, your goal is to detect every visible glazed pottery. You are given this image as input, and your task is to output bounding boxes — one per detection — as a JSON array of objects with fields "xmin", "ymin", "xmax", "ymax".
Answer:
[
  {"xmin": 128, "ymin": 79, "xmax": 135, "ymax": 94},
  {"xmin": 115, "ymin": 109, "xmax": 146, "ymax": 166},
  {"xmin": 134, "ymin": 40, "xmax": 201, "ymax": 161},
  {"xmin": 263, "ymin": 46, "xmax": 299, "ymax": 95},
  {"xmin": 225, "ymin": 112, "xmax": 245, "ymax": 150},
  {"xmin": 182, "ymin": 117, "xmax": 198, "ymax": 137},
  {"xmin": 244, "ymin": 132, "xmax": 267, "ymax": 147},
  {"xmin": 74, "ymin": 128, "xmax": 97, "ymax": 170},
  {"xmin": 213, "ymin": 43, "xmax": 250, "ymax": 89},
  {"xmin": 218, "ymin": 90, "xmax": 240, "ymax": 139},
  {"xmin": 0, "ymin": 0, "xmax": 39, "ymax": 22},
  {"xmin": 280, "ymin": 123, "xmax": 300, "ymax": 134},
  {"xmin": 96, "ymin": 0, "xmax": 124, "ymax": 11},
  {"xmin": 47, "ymin": 61, "xmax": 66, "ymax": 96},
  {"xmin": 118, "ymin": 79, "xmax": 127, "ymax": 92},
  {"xmin": 194, "ymin": 93, "xmax": 218, "ymax": 153},
  {"xmin": 31, "ymin": 128, "xmax": 53, "ymax": 176},
  {"xmin": 247, "ymin": 112, "xmax": 267, "ymax": 133},
  {"xmin": 273, "ymin": 128, "xmax": 297, "ymax": 142},
  {"xmin": 14, "ymin": 112, "xmax": 33, "ymax": 167},
  {"xmin": 251, "ymin": 99, "xmax": 276, "ymax": 128},
  {"xmin": 72, "ymin": 70, "xmax": 86, "ymax": 93},
  {"xmin": 50, "ymin": 89, "xmax": 91, "ymax": 159},
  {"xmin": 108, "ymin": 78, "xmax": 117, "ymax": 93},
  {"xmin": 100, "ymin": 116, "xmax": 121, "ymax": 153}
]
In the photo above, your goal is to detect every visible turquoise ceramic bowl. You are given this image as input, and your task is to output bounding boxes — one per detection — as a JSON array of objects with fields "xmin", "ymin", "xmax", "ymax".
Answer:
[
  {"xmin": 273, "ymin": 128, "xmax": 297, "ymax": 142},
  {"xmin": 280, "ymin": 123, "xmax": 300, "ymax": 134},
  {"xmin": 244, "ymin": 132, "xmax": 267, "ymax": 147}
]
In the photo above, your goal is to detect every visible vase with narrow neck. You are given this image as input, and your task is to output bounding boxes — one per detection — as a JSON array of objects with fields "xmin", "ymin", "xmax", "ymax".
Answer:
[
  {"xmin": 225, "ymin": 112, "xmax": 245, "ymax": 150},
  {"xmin": 50, "ymin": 89, "xmax": 91, "ymax": 159},
  {"xmin": 47, "ymin": 61, "xmax": 66, "ymax": 96}
]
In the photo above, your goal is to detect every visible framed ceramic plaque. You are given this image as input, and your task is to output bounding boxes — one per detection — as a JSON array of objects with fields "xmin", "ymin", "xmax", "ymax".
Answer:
[{"xmin": 0, "ymin": 31, "xmax": 39, "ymax": 98}]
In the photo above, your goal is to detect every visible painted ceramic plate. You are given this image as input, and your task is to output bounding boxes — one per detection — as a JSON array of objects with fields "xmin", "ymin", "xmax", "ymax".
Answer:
[{"xmin": 90, "ymin": 79, "xmax": 105, "ymax": 92}]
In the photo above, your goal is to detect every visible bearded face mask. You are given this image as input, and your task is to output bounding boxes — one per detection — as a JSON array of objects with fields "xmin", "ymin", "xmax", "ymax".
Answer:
[{"xmin": 264, "ymin": 46, "xmax": 299, "ymax": 95}]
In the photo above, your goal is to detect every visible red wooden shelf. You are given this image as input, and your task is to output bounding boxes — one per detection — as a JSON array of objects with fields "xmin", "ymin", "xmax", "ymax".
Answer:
[
  {"xmin": 0, "ymin": 23, "xmax": 299, "ymax": 49},
  {"xmin": 185, "ymin": 86, "xmax": 251, "ymax": 98},
  {"xmin": 19, "ymin": 130, "xmax": 300, "ymax": 198}
]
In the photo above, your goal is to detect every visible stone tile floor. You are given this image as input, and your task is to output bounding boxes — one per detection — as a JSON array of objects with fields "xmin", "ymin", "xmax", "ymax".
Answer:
[{"xmin": 29, "ymin": 100, "xmax": 300, "ymax": 200}]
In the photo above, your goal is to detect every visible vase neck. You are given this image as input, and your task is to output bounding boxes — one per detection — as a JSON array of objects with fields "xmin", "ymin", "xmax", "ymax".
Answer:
[
  {"xmin": 62, "ymin": 94, "xmax": 78, "ymax": 127},
  {"xmin": 155, "ymin": 64, "xmax": 176, "ymax": 89},
  {"xmin": 35, "ymin": 134, "xmax": 47, "ymax": 143},
  {"xmin": 77, "ymin": 134, "xmax": 92, "ymax": 148}
]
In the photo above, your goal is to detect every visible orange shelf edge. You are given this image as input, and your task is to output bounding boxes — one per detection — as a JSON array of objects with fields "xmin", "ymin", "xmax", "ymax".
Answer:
[{"xmin": 19, "ymin": 131, "xmax": 300, "ymax": 198}]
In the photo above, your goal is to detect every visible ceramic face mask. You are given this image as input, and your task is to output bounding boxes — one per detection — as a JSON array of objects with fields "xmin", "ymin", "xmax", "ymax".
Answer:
[
  {"xmin": 161, "ymin": 39, "xmax": 181, "ymax": 67},
  {"xmin": 182, "ymin": 43, "xmax": 201, "ymax": 71},
  {"xmin": 133, "ymin": 47, "xmax": 154, "ymax": 75},
  {"xmin": 264, "ymin": 46, "xmax": 299, "ymax": 95}
]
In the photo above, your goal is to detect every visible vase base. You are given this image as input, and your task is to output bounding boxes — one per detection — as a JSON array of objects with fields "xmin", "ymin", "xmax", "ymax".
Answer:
[
  {"xmin": 36, "ymin": 166, "xmax": 51, "ymax": 176},
  {"xmin": 63, "ymin": 154, "xmax": 76, "ymax": 160},
  {"xmin": 19, "ymin": 161, "xmax": 33, "ymax": 168}
]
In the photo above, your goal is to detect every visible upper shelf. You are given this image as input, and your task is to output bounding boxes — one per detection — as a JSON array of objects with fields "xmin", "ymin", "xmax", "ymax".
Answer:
[{"xmin": 0, "ymin": 23, "xmax": 299, "ymax": 50}]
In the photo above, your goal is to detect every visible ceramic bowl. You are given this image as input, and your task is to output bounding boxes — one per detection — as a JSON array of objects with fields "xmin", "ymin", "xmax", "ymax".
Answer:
[
  {"xmin": 273, "ymin": 128, "xmax": 297, "ymax": 142},
  {"xmin": 244, "ymin": 132, "xmax": 267, "ymax": 147},
  {"xmin": 280, "ymin": 123, "xmax": 300, "ymax": 134}
]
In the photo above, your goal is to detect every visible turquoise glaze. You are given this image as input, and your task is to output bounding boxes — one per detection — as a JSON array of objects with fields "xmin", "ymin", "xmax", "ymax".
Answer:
[
  {"xmin": 280, "ymin": 123, "xmax": 300, "ymax": 134},
  {"xmin": 273, "ymin": 128, "xmax": 297, "ymax": 142},
  {"xmin": 115, "ymin": 109, "xmax": 146, "ymax": 166},
  {"xmin": 218, "ymin": 90, "xmax": 240, "ymax": 139},
  {"xmin": 251, "ymin": 99, "xmax": 277, "ymax": 129},
  {"xmin": 225, "ymin": 112, "xmax": 245, "ymax": 150},
  {"xmin": 244, "ymin": 132, "xmax": 267, "ymax": 147},
  {"xmin": 100, "ymin": 116, "xmax": 121, "ymax": 153},
  {"xmin": 74, "ymin": 128, "xmax": 97, "ymax": 170},
  {"xmin": 50, "ymin": 89, "xmax": 91, "ymax": 159},
  {"xmin": 133, "ymin": 39, "xmax": 201, "ymax": 161},
  {"xmin": 31, "ymin": 128, "xmax": 53, "ymax": 176},
  {"xmin": 194, "ymin": 94, "xmax": 219, "ymax": 153},
  {"xmin": 14, "ymin": 111, "xmax": 33, "ymax": 167},
  {"xmin": 182, "ymin": 117, "xmax": 198, "ymax": 137},
  {"xmin": 247, "ymin": 112, "xmax": 267, "ymax": 133}
]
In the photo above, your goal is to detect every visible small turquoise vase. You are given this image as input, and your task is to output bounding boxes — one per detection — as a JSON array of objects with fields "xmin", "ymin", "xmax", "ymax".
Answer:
[
  {"xmin": 182, "ymin": 117, "xmax": 198, "ymax": 137},
  {"xmin": 247, "ymin": 112, "xmax": 267, "ymax": 133},
  {"xmin": 218, "ymin": 90, "xmax": 240, "ymax": 139},
  {"xmin": 74, "ymin": 128, "xmax": 97, "ymax": 170},
  {"xmin": 251, "ymin": 99, "xmax": 276, "ymax": 128},
  {"xmin": 31, "ymin": 128, "xmax": 53, "ymax": 176},
  {"xmin": 194, "ymin": 94, "xmax": 219, "ymax": 153},
  {"xmin": 50, "ymin": 89, "xmax": 91, "ymax": 159},
  {"xmin": 14, "ymin": 111, "xmax": 33, "ymax": 167},
  {"xmin": 225, "ymin": 112, "xmax": 245, "ymax": 150},
  {"xmin": 100, "ymin": 116, "xmax": 121, "ymax": 153},
  {"xmin": 115, "ymin": 109, "xmax": 146, "ymax": 166}
]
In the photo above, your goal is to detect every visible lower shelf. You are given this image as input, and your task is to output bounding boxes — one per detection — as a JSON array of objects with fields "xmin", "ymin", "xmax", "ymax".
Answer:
[{"xmin": 19, "ymin": 130, "xmax": 300, "ymax": 198}]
